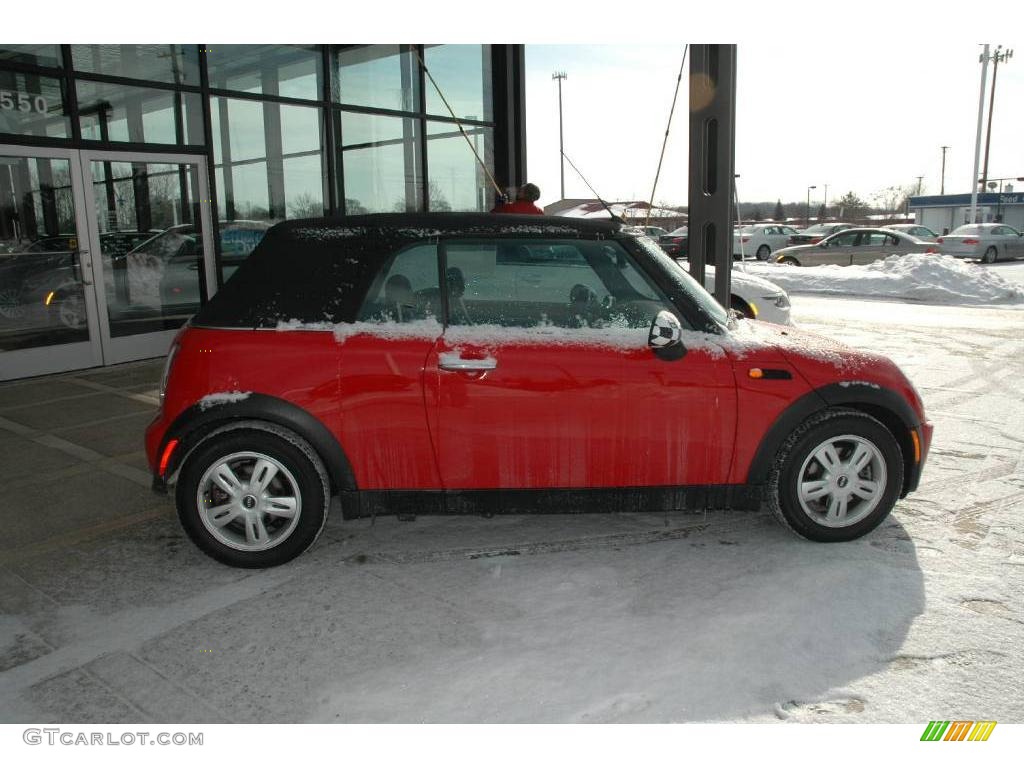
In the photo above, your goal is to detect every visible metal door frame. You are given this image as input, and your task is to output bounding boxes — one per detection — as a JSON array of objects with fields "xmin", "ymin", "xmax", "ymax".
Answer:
[
  {"xmin": 77, "ymin": 149, "xmax": 215, "ymax": 366},
  {"xmin": 0, "ymin": 143, "xmax": 103, "ymax": 380}
]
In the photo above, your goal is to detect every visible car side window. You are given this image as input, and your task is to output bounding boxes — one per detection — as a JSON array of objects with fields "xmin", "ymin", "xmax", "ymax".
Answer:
[
  {"xmin": 829, "ymin": 232, "xmax": 859, "ymax": 247},
  {"xmin": 861, "ymin": 232, "xmax": 887, "ymax": 246},
  {"xmin": 357, "ymin": 244, "xmax": 440, "ymax": 323},
  {"xmin": 444, "ymin": 238, "xmax": 676, "ymax": 330}
]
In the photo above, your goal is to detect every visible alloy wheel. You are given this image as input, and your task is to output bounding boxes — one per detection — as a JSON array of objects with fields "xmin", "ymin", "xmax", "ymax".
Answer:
[
  {"xmin": 196, "ymin": 451, "xmax": 302, "ymax": 551},
  {"xmin": 796, "ymin": 434, "xmax": 887, "ymax": 528}
]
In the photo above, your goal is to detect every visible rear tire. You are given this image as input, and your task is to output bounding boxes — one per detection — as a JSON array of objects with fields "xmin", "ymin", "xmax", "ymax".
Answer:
[
  {"xmin": 982, "ymin": 246, "xmax": 997, "ymax": 264},
  {"xmin": 756, "ymin": 245, "xmax": 771, "ymax": 261},
  {"xmin": 175, "ymin": 423, "xmax": 330, "ymax": 567},
  {"xmin": 767, "ymin": 409, "xmax": 903, "ymax": 542}
]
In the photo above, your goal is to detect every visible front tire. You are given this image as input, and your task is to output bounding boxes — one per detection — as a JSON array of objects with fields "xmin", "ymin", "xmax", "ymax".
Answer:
[
  {"xmin": 780, "ymin": 256, "xmax": 800, "ymax": 266},
  {"xmin": 175, "ymin": 424, "xmax": 330, "ymax": 567},
  {"xmin": 767, "ymin": 409, "xmax": 903, "ymax": 542},
  {"xmin": 982, "ymin": 246, "xmax": 997, "ymax": 264}
]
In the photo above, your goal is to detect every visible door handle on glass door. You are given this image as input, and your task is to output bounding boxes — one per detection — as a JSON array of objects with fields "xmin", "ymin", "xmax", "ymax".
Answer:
[
  {"xmin": 79, "ymin": 249, "xmax": 93, "ymax": 285},
  {"xmin": 439, "ymin": 353, "xmax": 498, "ymax": 372}
]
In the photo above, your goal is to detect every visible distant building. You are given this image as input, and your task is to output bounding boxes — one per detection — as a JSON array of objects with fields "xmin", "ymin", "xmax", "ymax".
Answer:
[{"xmin": 908, "ymin": 190, "xmax": 1024, "ymax": 234}]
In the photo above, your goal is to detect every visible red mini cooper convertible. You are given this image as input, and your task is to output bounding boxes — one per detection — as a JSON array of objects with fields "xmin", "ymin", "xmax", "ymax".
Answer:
[{"xmin": 146, "ymin": 214, "xmax": 932, "ymax": 567}]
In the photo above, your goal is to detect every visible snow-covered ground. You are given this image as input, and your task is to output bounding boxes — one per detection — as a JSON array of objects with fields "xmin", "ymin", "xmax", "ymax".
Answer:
[
  {"xmin": 0, "ymin": 295, "xmax": 1021, "ymax": 724},
  {"xmin": 742, "ymin": 253, "xmax": 1024, "ymax": 305}
]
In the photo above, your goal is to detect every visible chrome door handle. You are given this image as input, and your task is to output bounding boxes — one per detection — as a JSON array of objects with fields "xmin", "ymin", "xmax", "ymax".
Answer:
[
  {"xmin": 78, "ymin": 249, "xmax": 93, "ymax": 285},
  {"xmin": 439, "ymin": 353, "xmax": 498, "ymax": 372}
]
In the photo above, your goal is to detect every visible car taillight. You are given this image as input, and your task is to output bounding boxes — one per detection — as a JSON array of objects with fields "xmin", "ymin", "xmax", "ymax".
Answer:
[
  {"xmin": 962, "ymin": 238, "xmax": 979, "ymax": 244},
  {"xmin": 936, "ymin": 237, "xmax": 944, "ymax": 243},
  {"xmin": 673, "ymin": 237, "xmax": 684, "ymax": 243},
  {"xmin": 810, "ymin": 237, "xmax": 822, "ymax": 244},
  {"xmin": 741, "ymin": 236, "xmax": 751, "ymax": 243},
  {"xmin": 925, "ymin": 246, "xmax": 937, "ymax": 253}
]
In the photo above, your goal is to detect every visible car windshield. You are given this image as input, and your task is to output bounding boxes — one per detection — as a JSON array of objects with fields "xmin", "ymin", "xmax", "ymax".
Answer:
[
  {"xmin": 668, "ymin": 227, "xmax": 688, "ymax": 236},
  {"xmin": 631, "ymin": 235, "xmax": 729, "ymax": 329},
  {"xmin": 739, "ymin": 225, "xmax": 760, "ymax": 233},
  {"xmin": 801, "ymin": 224, "xmax": 828, "ymax": 234},
  {"xmin": 950, "ymin": 225, "xmax": 982, "ymax": 235}
]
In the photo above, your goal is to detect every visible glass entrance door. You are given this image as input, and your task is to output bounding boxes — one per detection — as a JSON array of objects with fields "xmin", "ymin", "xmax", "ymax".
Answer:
[
  {"xmin": 79, "ymin": 150, "xmax": 215, "ymax": 366},
  {"xmin": 0, "ymin": 146, "xmax": 102, "ymax": 380},
  {"xmin": 0, "ymin": 147, "xmax": 214, "ymax": 381}
]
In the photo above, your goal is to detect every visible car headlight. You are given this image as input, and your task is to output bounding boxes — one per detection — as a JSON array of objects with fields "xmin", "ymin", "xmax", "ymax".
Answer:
[{"xmin": 763, "ymin": 293, "xmax": 790, "ymax": 309}]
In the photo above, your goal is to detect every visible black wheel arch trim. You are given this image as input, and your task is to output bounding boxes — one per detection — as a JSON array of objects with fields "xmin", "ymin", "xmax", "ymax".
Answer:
[
  {"xmin": 745, "ymin": 382, "xmax": 923, "ymax": 496},
  {"xmin": 157, "ymin": 394, "xmax": 357, "ymax": 493}
]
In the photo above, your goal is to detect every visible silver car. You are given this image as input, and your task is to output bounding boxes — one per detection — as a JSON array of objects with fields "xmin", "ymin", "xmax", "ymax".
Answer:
[
  {"xmin": 733, "ymin": 224, "xmax": 801, "ymax": 260},
  {"xmin": 772, "ymin": 228, "xmax": 937, "ymax": 267},
  {"xmin": 885, "ymin": 224, "xmax": 939, "ymax": 242},
  {"xmin": 937, "ymin": 223, "xmax": 1024, "ymax": 263}
]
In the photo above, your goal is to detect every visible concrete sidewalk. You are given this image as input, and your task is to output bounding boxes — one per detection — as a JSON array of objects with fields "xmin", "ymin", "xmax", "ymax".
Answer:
[{"xmin": 0, "ymin": 360, "xmax": 166, "ymax": 564}]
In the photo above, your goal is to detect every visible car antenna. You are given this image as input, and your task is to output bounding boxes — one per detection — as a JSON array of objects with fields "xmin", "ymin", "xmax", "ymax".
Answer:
[
  {"xmin": 414, "ymin": 47, "xmax": 505, "ymax": 202},
  {"xmin": 560, "ymin": 150, "xmax": 623, "ymax": 223},
  {"xmin": 645, "ymin": 45, "xmax": 688, "ymax": 229}
]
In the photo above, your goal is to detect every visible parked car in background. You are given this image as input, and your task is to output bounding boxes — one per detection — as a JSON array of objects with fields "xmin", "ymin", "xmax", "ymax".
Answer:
[
  {"xmin": 658, "ymin": 226, "xmax": 688, "ymax": 257},
  {"xmin": 773, "ymin": 228, "xmax": 937, "ymax": 267},
  {"xmin": 624, "ymin": 225, "xmax": 669, "ymax": 239},
  {"xmin": 147, "ymin": 213, "xmax": 931, "ymax": 567},
  {"xmin": 787, "ymin": 222, "xmax": 856, "ymax": 245},
  {"xmin": 733, "ymin": 224, "xmax": 801, "ymax": 260},
  {"xmin": 884, "ymin": 224, "xmax": 939, "ymax": 242},
  {"xmin": 673, "ymin": 259, "xmax": 791, "ymax": 324},
  {"xmin": 936, "ymin": 223, "xmax": 1024, "ymax": 263}
]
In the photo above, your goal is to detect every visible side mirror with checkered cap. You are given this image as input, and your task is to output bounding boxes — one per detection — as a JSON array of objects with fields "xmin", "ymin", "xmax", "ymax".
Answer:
[{"xmin": 648, "ymin": 310, "xmax": 687, "ymax": 361}]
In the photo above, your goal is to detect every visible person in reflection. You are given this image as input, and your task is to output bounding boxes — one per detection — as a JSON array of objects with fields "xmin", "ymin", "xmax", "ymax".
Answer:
[{"xmin": 491, "ymin": 183, "xmax": 544, "ymax": 215}]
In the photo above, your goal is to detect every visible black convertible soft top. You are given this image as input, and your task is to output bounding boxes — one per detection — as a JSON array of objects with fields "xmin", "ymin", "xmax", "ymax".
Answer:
[{"xmin": 191, "ymin": 213, "xmax": 627, "ymax": 329}]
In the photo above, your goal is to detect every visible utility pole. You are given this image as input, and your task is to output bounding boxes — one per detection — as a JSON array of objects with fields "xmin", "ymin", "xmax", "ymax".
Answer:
[
  {"xmin": 980, "ymin": 46, "xmax": 1013, "ymax": 197},
  {"xmin": 916, "ymin": 176, "xmax": 924, "ymax": 195},
  {"xmin": 940, "ymin": 146, "xmax": 949, "ymax": 194},
  {"xmin": 969, "ymin": 45, "xmax": 989, "ymax": 224},
  {"xmin": 805, "ymin": 185, "xmax": 816, "ymax": 227},
  {"xmin": 552, "ymin": 71, "xmax": 567, "ymax": 201},
  {"xmin": 823, "ymin": 183, "xmax": 828, "ymax": 218}
]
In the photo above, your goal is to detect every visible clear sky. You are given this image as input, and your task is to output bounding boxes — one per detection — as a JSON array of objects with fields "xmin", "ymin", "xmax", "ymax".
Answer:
[{"xmin": 525, "ymin": 42, "xmax": 1024, "ymax": 210}]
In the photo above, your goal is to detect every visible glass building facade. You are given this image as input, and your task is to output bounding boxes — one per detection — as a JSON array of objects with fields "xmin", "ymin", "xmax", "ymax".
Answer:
[{"xmin": 0, "ymin": 44, "xmax": 525, "ymax": 379}]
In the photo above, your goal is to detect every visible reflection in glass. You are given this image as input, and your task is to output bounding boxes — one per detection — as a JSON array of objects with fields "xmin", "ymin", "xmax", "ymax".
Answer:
[
  {"xmin": 333, "ymin": 45, "xmax": 418, "ymax": 112},
  {"xmin": 339, "ymin": 111, "xmax": 422, "ymax": 214},
  {"xmin": 0, "ymin": 155, "xmax": 88, "ymax": 351},
  {"xmin": 0, "ymin": 70, "xmax": 70, "ymax": 138},
  {"xmin": 426, "ymin": 121, "xmax": 494, "ymax": 212},
  {"xmin": 0, "ymin": 45, "xmax": 62, "ymax": 68},
  {"xmin": 71, "ymin": 45, "xmax": 200, "ymax": 86},
  {"xmin": 424, "ymin": 45, "xmax": 492, "ymax": 121},
  {"xmin": 210, "ymin": 96, "xmax": 325, "ymax": 225},
  {"xmin": 89, "ymin": 161, "xmax": 206, "ymax": 337},
  {"xmin": 77, "ymin": 81, "xmax": 203, "ymax": 145},
  {"xmin": 206, "ymin": 45, "xmax": 322, "ymax": 101}
]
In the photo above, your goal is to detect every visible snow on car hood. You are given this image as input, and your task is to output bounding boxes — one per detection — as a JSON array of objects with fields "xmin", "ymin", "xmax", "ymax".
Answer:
[{"xmin": 706, "ymin": 266, "xmax": 786, "ymax": 295}]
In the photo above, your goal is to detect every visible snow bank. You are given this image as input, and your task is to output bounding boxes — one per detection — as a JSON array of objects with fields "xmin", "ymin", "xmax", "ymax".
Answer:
[{"xmin": 744, "ymin": 253, "xmax": 1024, "ymax": 305}]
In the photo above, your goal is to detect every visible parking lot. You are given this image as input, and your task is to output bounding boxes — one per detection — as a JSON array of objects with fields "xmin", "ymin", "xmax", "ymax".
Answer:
[{"xmin": 0, "ymin": 291, "xmax": 1022, "ymax": 723}]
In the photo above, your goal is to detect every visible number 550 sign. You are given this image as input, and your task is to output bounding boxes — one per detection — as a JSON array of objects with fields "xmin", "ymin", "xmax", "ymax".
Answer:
[{"xmin": 0, "ymin": 90, "xmax": 50, "ymax": 115}]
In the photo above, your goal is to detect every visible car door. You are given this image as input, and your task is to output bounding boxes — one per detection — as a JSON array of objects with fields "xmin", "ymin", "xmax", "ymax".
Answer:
[
  {"xmin": 851, "ymin": 231, "xmax": 889, "ymax": 264},
  {"xmin": 995, "ymin": 226, "xmax": 1023, "ymax": 257},
  {"xmin": 427, "ymin": 236, "xmax": 737, "ymax": 495},
  {"xmin": 814, "ymin": 230, "xmax": 860, "ymax": 265}
]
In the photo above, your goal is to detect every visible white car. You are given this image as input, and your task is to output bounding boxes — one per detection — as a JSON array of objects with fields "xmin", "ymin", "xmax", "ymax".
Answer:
[
  {"xmin": 937, "ymin": 223, "xmax": 1024, "ymax": 263},
  {"xmin": 733, "ymin": 224, "xmax": 802, "ymax": 260},
  {"xmin": 675, "ymin": 258, "xmax": 792, "ymax": 325}
]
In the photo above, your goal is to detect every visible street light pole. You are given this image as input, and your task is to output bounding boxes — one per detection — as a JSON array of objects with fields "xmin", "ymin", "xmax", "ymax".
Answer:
[
  {"xmin": 969, "ymin": 45, "xmax": 990, "ymax": 224},
  {"xmin": 806, "ymin": 185, "xmax": 816, "ymax": 227},
  {"xmin": 552, "ymin": 71, "xmax": 567, "ymax": 200},
  {"xmin": 823, "ymin": 183, "xmax": 828, "ymax": 219},
  {"xmin": 980, "ymin": 46, "xmax": 1013, "ymax": 197},
  {"xmin": 940, "ymin": 145, "xmax": 949, "ymax": 194}
]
